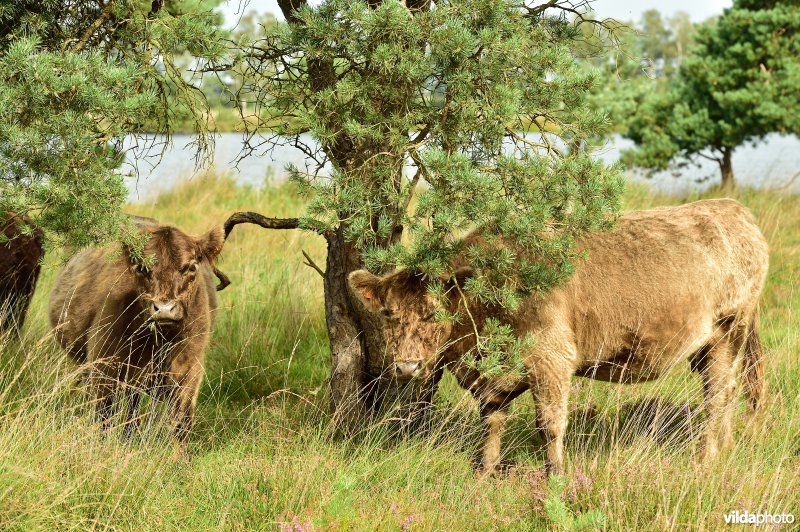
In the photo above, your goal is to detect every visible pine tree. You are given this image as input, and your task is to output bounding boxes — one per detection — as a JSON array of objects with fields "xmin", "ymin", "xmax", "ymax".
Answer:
[
  {"xmin": 0, "ymin": 1, "xmax": 228, "ymax": 247},
  {"xmin": 623, "ymin": 1, "xmax": 800, "ymax": 188},
  {"xmin": 234, "ymin": 0, "xmax": 623, "ymax": 424}
]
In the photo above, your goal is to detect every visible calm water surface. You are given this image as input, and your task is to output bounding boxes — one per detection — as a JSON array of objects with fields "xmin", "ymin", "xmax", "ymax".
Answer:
[{"xmin": 123, "ymin": 133, "xmax": 800, "ymax": 203}]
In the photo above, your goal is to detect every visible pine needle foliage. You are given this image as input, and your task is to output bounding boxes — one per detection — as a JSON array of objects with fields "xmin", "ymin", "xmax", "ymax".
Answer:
[
  {"xmin": 238, "ymin": 0, "xmax": 623, "ymax": 380},
  {"xmin": 0, "ymin": 0, "xmax": 228, "ymax": 249},
  {"xmin": 242, "ymin": 0, "xmax": 623, "ymax": 306}
]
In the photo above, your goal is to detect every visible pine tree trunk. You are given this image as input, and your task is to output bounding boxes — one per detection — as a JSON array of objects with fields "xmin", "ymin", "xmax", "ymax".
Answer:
[
  {"xmin": 223, "ymin": 218, "xmax": 387, "ymax": 432},
  {"xmin": 720, "ymin": 147, "xmax": 735, "ymax": 190},
  {"xmin": 274, "ymin": 0, "xmax": 423, "ymax": 430},
  {"xmin": 322, "ymin": 227, "xmax": 372, "ymax": 429}
]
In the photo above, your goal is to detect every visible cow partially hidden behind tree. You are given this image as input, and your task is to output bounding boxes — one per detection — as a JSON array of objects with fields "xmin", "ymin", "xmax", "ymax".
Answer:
[
  {"xmin": 348, "ymin": 199, "xmax": 769, "ymax": 476},
  {"xmin": 49, "ymin": 217, "xmax": 231, "ymax": 448},
  {"xmin": 0, "ymin": 214, "xmax": 44, "ymax": 335}
]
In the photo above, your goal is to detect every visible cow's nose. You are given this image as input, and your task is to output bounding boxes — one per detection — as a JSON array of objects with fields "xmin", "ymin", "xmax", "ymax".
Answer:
[
  {"xmin": 151, "ymin": 300, "xmax": 181, "ymax": 322},
  {"xmin": 394, "ymin": 361, "xmax": 423, "ymax": 380}
]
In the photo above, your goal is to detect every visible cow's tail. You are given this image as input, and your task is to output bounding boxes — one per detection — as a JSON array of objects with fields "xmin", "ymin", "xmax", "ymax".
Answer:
[{"xmin": 742, "ymin": 311, "xmax": 765, "ymax": 411}]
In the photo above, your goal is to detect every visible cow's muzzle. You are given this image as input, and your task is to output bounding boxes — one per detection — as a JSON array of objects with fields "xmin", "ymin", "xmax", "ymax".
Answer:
[
  {"xmin": 393, "ymin": 361, "xmax": 424, "ymax": 381},
  {"xmin": 149, "ymin": 299, "xmax": 183, "ymax": 326}
]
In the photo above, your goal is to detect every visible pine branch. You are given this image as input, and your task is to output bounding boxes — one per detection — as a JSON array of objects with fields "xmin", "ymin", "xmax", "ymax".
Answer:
[
  {"xmin": 302, "ymin": 249, "xmax": 325, "ymax": 277},
  {"xmin": 223, "ymin": 212, "xmax": 302, "ymax": 239},
  {"xmin": 277, "ymin": 0, "xmax": 308, "ymax": 24},
  {"xmin": 72, "ymin": 0, "xmax": 115, "ymax": 53}
]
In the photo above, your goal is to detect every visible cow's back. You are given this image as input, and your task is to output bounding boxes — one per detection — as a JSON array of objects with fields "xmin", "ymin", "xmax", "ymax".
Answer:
[
  {"xmin": 506, "ymin": 199, "xmax": 769, "ymax": 381},
  {"xmin": 49, "ymin": 248, "xmax": 128, "ymax": 362},
  {"xmin": 525, "ymin": 199, "xmax": 768, "ymax": 376}
]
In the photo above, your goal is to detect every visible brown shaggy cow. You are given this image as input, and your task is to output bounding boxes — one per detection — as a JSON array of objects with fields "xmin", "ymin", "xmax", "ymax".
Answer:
[
  {"xmin": 0, "ymin": 214, "xmax": 44, "ymax": 334},
  {"xmin": 348, "ymin": 199, "xmax": 769, "ymax": 476},
  {"xmin": 49, "ymin": 219, "xmax": 225, "ymax": 447}
]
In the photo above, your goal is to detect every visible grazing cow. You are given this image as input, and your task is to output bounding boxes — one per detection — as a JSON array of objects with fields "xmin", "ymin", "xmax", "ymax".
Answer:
[
  {"xmin": 348, "ymin": 199, "xmax": 769, "ymax": 475},
  {"xmin": 0, "ymin": 214, "xmax": 44, "ymax": 334},
  {"xmin": 49, "ymin": 219, "xmax": 226, "ymax": 447}
]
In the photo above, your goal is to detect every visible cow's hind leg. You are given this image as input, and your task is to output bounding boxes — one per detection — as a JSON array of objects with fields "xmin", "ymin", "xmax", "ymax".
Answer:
[
  {"xmin": 697, "ymin": 324, "xmax": 740, "ymax": 462},
  {"xmin": 720, "ymin": 317, "xmax": 750, "ymax": 449}
]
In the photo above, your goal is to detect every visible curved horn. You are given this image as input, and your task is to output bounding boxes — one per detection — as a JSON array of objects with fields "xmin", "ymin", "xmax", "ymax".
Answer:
[
  {"xmin": 213, "ymin": 266, "xmax": 231, "ymax": 291},
  {"xmin": 223, "ymin": 212, "xmax": 300, "ymax": 239},
  {"xmin": 130, "ymin": 215, "xmax": 159, "ymax": 228}
]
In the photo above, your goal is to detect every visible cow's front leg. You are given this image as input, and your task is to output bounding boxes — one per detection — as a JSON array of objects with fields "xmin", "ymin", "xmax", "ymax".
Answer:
[
  {"xmin": 478, "ymin": 402, "xmax": 509, "ymax": 477},
  {"xmin": 121, "ymin": 390, "xmax": 142, "ymax": 440},
  {"xmin": 86, "ymin": 358, "xmax": 122, "ymax": 432},
  {"xmin": 413, "ymin": 365, "xmax": 444, "ymax": 433},
  {"xmin": 165, "ymin": 348, "xmax": 204, "ymax": 452},
  {"xmin": 530, "ymin": 356, "xmax": 573, "ymax": 476}
]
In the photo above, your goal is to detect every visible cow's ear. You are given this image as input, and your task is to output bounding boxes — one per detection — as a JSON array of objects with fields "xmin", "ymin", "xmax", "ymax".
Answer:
[
  {"xmin": 348, "ymin": 270, "xmax": 384, "ymax": 311},
  {"xmin": 198, "ymin": 226, "xmax": 225, "ymax": 262}
]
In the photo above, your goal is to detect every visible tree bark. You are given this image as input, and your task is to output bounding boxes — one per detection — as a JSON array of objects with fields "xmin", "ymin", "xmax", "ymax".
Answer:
[
  {"xmin": 719, "ymin": 147, "xmax": 735, "ymax": 190},
  {"xmin": 223, "ymin": 211, "xmax": 378, "ymax": 428},
  {"xmin": 322, "ymin": 228, "xmax": 373, "ymax": 429}
]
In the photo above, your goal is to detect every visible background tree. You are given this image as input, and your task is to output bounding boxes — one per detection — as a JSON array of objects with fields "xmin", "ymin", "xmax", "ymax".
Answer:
[
  {"xmin": 233, "ymin": 0, "xmax": 622, "ymax": 424},
  {"xmin": 200, "ymin": 10, "xmax": 280, "ymax": 116},
  {"xmin": 639, "ymin": 9, "xmax": 671, "ymax": 66},
  {"xmin": 668, "ymin": 11, "xmax": 695, "ymax": 67},
  {"xmin": 572, "ymin": 9, "xmax": 697, "ymax": 148},
  {"xmin": 0, "ymin": 1, "xmax": 228, "ymax": 248},
  {"xmin": 623, "ymin": 0, "xmax": 800, "ymax": 189}
]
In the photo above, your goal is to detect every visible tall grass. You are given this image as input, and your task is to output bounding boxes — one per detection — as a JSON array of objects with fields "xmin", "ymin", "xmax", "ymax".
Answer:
[{"xmin": 0, "ymin": 173, "xmax": 797, "ymax": 529}]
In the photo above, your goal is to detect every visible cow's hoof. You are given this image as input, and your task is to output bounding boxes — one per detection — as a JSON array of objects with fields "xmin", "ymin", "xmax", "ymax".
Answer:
[
  {"xmin": 476, "ymin": 466, "xmax": 497, "ymax": 480},
  {"xmin": 697, "ymin": 442, "xmax": 718, "ymax": 465},
  {"xmin": 475, "ymin": 459, "xmax": 515, "ymax": 479},
  {"xmin": 170, "ymin": 444, "xmax": 191, "ymax": 464}
]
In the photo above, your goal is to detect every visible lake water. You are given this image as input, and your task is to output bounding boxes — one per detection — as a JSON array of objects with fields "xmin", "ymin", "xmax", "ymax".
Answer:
[{"xmin": 122, "ymin": 133, "xmax": 800, "ymax": 202}]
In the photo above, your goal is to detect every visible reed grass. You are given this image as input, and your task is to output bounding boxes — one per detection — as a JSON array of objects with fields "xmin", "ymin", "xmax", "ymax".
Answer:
[{"xmin": 0, "ymin": 173, "xmax": 797, "ymax": 530}]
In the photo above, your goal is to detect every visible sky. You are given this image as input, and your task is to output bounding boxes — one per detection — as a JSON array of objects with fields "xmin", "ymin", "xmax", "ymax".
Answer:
[{"xmin": 220, "ymin": 0, "xmax": 734, "ymax": 27}]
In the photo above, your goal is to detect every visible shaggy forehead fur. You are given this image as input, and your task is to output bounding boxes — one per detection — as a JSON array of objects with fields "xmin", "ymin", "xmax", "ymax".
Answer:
[
  {"xmin": 380, "ymin": 271, "xmax": 439, "ymax": 311},
  {"xmin": 142, "ymin": 226, "xmax": 201, "ymax": 269}
]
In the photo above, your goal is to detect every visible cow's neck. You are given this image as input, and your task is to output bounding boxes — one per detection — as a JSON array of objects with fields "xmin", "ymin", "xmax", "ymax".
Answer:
[
  {"xmin": 443, "ymin": 293, "xmax": 531, "ymax": 399},
  {"xmin": 444, "ymin": 295, "xmax": 489, "ymax": 362}
]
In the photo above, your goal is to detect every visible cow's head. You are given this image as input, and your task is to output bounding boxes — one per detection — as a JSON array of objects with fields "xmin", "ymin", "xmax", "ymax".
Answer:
[
  {"xmin": 348, "ymin": 268, "xmax": 471, "ymax": 382},
  {"xmin": 125, "ymin": 224, "xmax": 224, "ymax": 330}
]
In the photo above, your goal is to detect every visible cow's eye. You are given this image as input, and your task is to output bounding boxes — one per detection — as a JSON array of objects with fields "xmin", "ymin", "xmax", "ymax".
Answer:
[
  {"xmin": 381, "ymin": 308, "xmax": 393, "ymax": 318},
  {"xmin": 184, "ymin": 262, "xmax": 199, "ymax": 275}
]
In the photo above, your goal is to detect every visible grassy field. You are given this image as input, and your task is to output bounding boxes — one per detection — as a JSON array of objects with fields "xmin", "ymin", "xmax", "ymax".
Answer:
[{"xmin": 0, "ymin": 173, "xmax": 798, "ymax": 530}]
